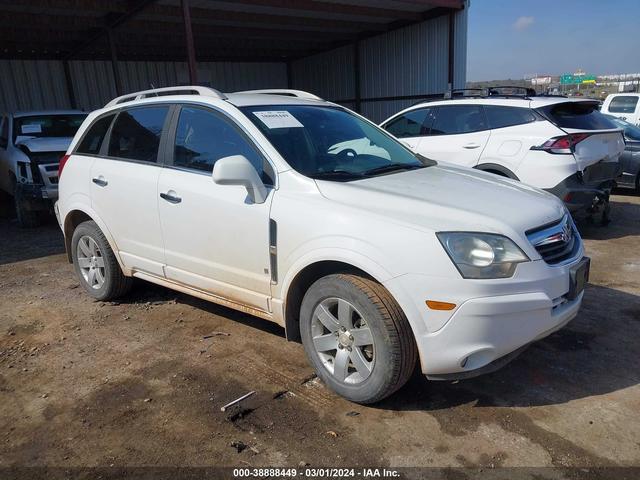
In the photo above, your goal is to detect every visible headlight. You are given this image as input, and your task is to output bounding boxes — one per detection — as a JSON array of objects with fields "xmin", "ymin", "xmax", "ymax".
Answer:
[{"xmin": 437, "ymin": 232, "xmax": 529, "ymax": 279}]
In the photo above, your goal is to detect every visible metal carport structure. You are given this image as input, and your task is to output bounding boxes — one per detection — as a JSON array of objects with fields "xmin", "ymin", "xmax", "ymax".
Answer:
[{"xmin": 0, "ymin": 0, "xmax": 468, "ymax": 122}]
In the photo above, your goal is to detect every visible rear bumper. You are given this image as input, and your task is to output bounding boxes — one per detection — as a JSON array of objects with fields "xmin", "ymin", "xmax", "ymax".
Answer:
[{"xmin": 546, "ymin": 163, "xmax": 620, "ymax": 212}]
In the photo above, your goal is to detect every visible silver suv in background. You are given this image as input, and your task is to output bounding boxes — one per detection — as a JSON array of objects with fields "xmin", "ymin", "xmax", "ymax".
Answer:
[{"xmin": 0, "ymin": 110, "xmax": 87, "ymax": 227}]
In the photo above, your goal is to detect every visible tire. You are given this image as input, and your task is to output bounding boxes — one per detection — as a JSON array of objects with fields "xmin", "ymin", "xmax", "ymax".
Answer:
[
  {"xmin": 71, "ymin": 220, "xmax": 133, "ymax": 301},
  {"xmin": 14, "ymin": 185, "xmax": 40, "ymax": 228},
  {"xmin": 300, "ymin": 273, "xmax": 417, "ymax": 404}
]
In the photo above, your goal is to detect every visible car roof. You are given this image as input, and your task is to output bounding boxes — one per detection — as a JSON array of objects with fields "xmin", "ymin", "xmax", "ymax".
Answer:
[
  {"xmin": 606, "ymin": 92, "xmax": 639, "ymax": 97},
  {"xmin": 92, "ymin": 92, "xmax": 333, "ymax": 118},
  {"xmin": 12, "ymin": 110, "xmax": 86, "ymax": 118},
  {"xmin": 384, "ymin": 96, "xmax": 598, "ymax": 123},
  {"xmin": 224, "ymin": 93, "xmax": 329, "ymax": 108}
]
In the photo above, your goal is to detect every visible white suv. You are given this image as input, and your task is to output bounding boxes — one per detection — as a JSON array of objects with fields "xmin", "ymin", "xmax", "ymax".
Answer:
[
  {"xmin": 56, "ymin": 86, "xmax": 590, "ymax": 403},
  {"xmin": 381, "ymin": 91, "xmax": 624, "ymax": 217}
]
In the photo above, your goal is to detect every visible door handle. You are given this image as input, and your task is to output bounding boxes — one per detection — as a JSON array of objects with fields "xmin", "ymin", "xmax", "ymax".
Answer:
[
  {"xmin": 463, "ymin": 143, "xmax": 481, "ymax": 149},
  {"xmin": 92, "ymin": 177, "xmax": 108, "ymax": 187},
  {"xmin": 160, "ymin": 191, "xmax": 182, "ymax": 204}
]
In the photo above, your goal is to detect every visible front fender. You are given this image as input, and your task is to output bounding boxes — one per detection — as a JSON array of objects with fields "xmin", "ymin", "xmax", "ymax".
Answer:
[{"xmin": 277, "ymin": 246, "xmax": 394, "ymax": 303}]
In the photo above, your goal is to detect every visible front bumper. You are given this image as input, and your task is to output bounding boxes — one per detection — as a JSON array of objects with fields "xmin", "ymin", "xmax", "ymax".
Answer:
[
  {"xmin": 16, "ymin": 182, "xmax": 58, "ymax": 202},
  {"xmin": 384, "ymin": 255, "xmax": 586, "ymax": 377},
  {"xmin": 420, "ymin": 289, "xmax": 582, "ymax": 377}
]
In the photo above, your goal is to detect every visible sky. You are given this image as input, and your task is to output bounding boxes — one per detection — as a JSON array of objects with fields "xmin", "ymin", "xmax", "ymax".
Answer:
[{"xmin": 466, "ymin": 0, "xmax": 640, "ymax": 81}]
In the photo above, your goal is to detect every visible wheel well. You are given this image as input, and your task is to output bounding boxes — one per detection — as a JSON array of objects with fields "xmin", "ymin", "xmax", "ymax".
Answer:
[
  {"xmin": 475, "ymin": 164, "xmax": 519, "ymax": 180},
  {"xmin": 63, "ymin": 210, "xmax": 93, "ymax": 262},
  {"xmin": 284, "ymin": 261, "xmax": 370, "ymax": 342}
]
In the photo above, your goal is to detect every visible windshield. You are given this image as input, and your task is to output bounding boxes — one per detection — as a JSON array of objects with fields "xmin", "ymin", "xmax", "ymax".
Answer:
[
  {"xmin": 241, "ymin": 105, "xmax": 428, "ymax": 181},
  {"xmin": 605, "ymin": 114, "xmax": 640, "ymax": 141},
  {"xmin": 13, "ymin": 114, "xmax": 87, "ymax": 143}
]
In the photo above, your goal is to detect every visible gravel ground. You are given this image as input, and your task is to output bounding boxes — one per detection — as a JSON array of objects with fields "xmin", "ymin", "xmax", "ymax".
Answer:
[{"xmin": 0, "ymin": 191, "xmax": 639, "ymax": 478}]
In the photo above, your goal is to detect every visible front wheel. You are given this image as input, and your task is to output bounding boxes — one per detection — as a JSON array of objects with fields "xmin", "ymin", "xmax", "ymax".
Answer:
[
  {"xmin": 300, "ymin": 273, "xmax": 417, "ymax": 404},
  {"xmin": 71, "ymin": 220, "xmax": 133, "ymax": 301}
]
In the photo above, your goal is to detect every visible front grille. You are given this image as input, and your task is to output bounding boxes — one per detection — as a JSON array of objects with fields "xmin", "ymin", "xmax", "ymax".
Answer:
[
  {"xmin": 29, "ymin": 151, "xmax": 65, "ymax": 164},
  {"xmin": 526, "ymin": 214, "xmax": 581, "ymax": 265}
]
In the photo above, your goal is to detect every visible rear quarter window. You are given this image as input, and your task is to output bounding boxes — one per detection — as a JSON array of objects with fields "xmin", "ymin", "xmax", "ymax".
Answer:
[
  {"xmin": 538, "ymin": 102, "xmax": 617, "ymax": 130},
  {"xmin": 607, "ymin": 96, "xmax": 639, "ymax": 114},
  {"xmin": 76, "ymin": 114, "xmax": 115, "ymax": 155}
]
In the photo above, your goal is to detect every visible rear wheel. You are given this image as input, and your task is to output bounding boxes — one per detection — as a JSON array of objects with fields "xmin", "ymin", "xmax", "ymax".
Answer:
[
  {"xmin": 300, "ymin": 273, "xmax": 417, "ymax": 404},
  {"xmin": 71, "ymin": 220, "xmax": 133, "ymax": 300}
]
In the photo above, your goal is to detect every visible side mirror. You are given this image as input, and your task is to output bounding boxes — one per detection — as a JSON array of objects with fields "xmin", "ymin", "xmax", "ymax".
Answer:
[{"xmin": 212, "ymin": 155, "xmax": 268, "ymax": 204}]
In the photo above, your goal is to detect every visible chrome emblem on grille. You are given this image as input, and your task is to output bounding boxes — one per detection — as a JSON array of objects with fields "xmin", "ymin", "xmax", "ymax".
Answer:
[{"xmin": 531, "ymin": 216, "xmax": 573, "ymax": 247}]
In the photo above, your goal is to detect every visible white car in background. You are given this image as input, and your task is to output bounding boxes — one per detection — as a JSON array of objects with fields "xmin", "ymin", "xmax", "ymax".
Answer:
[
  {"xmin": 380, "ymin": 90, "xmax": 624, "ymax": 220},
  {"xmin": 0, "ymin": 110, "xmax": 87, "ymax": 227},
  {"xmin": 56, "ymin": 86, "xmax": 589, "ymax": 403},
  {"xmin": 601, "ymin": 92, "xmax": 640, "ymax": 126}
]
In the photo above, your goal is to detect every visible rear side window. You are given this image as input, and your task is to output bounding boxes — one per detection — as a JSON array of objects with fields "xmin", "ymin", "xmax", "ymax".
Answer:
[
  {"xmin": 384, "ymin": 108, "xmax": 434, "ymax": 138},
  {"xmin": 108, "ymin": 106, "xmax": 169, "ymax": 163},
  {"xmin": 539, "ymin": 102, "xmax": 617, "ymax": 130},
  {"xmin": 173, "ymin": 106, "xmax": 274, "ymax": 184},
  {"xmin": 608, "ymin": 96, "xmax": 639, "ymax": 114},
  {"xmin": 76, "ymin": 115, "xmax": 114, "ymax": 155},
  {"xmin": 431, "ymin": 105, "xmax": 487, "ymax": 135},
  {"xmin": 484, "ymin": 106, "xmax": 536, "ymax": 129}
]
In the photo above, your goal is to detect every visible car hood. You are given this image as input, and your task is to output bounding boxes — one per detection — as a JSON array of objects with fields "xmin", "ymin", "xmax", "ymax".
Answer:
[
  {"xmin": 315, "ymin": 164, "xmax": 566, "ymax": 236},
  {"xmin": 15, "ymin": 136, "xmax": 73, "ymax": 153}
]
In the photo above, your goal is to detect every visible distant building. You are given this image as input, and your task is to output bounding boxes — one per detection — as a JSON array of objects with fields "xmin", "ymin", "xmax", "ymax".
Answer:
[{"xmin": 531, "ymin": 76, "xmax": 552, "ymax": 86}]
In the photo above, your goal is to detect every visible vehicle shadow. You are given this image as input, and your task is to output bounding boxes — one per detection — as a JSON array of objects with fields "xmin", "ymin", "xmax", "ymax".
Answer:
[
  {"xmin": 377, "ymin": 284, "xmax": 640, "ymax": 411},
  {"xmin": 575, "ymin": 196, "xmax": 640, "ymax": 241},
  {"xmin": 117, "ymin": 281, "xmax": 287, "ymax": 339},
  {"xmin": 0, "ymin": 217, "xmax": 65, "ymax": 266}
]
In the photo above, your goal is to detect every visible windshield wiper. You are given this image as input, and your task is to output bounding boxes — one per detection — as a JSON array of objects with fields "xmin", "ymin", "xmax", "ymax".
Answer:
[
  {"xmin": 311, "ymin": 170, "xmax": 365, "ymax": 181},
  {"xmin": 361, "ymin": 163, "xmax": 425, "ymax": 177}
]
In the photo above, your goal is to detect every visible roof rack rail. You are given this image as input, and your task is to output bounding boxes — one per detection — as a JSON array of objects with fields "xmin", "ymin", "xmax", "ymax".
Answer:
[
  {"xmin": 444, "ymin": 88, "xmax": 487, "ymax": 99},
  {"xmin": 486, "ymin": 86, "xmax": 537, "ymax": 98},
  {"xmin": 234, "ymin": 89, "xmax": 323, "ymax": 100},
  {"xmin": 104, "ymin": 86, "xmax": 227, "ymax": 107}
]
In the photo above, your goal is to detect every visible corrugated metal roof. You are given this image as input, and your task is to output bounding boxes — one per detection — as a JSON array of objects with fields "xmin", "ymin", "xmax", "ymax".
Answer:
[{"xmin": 0, "ymin": 0, "xmax": 464, "ymax": 62}]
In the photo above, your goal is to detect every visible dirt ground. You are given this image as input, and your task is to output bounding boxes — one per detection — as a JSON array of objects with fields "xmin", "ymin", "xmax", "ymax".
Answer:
[{"xmin": 0, "ymin": 191, "xmax": 639, "ymax": 478}]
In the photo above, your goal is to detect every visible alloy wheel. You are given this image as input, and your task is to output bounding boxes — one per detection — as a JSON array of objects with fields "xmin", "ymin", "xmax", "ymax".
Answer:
[
  {"xmin": 76, "ymin": 235, "xmax": 106, "ymax": 290},
  {"xmin": 311, "ymin": 297, "xmax": 375, "ymax": 384}
]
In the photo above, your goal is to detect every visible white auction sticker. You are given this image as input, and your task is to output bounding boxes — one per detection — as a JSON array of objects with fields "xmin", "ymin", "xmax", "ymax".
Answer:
[
  {"xmin": 21, "ymin": 124, "xmax": 42, "ymax": 134},
  {"xmin": 253, "ymin": 111, "xmax": 304, "ymax": 129}
]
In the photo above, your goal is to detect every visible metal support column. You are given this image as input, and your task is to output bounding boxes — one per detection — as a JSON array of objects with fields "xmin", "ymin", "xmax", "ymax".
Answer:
[
  {"xmin": 62, "ymin": 60, "xmax": 77, "ymax": 109},
  {"xmin": 107, "ymin": 28, "xmax": 122, "ymax": 96},
  {"xmin": 447, "ymin": 10, "xmax": 455, "ymax": 89},
  {"xmin": 181, "ymin": 0, "xmax": 198, "ymax": 84},
  {"xmin": 353, "ymin": 40, "xmax": 361, "ymax": 113}
]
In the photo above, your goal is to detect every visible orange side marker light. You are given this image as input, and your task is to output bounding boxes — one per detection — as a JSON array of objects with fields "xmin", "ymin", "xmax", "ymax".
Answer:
[{"xmin": 426, "ymin": 300, "xmax": 456, "ymax": 311}]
